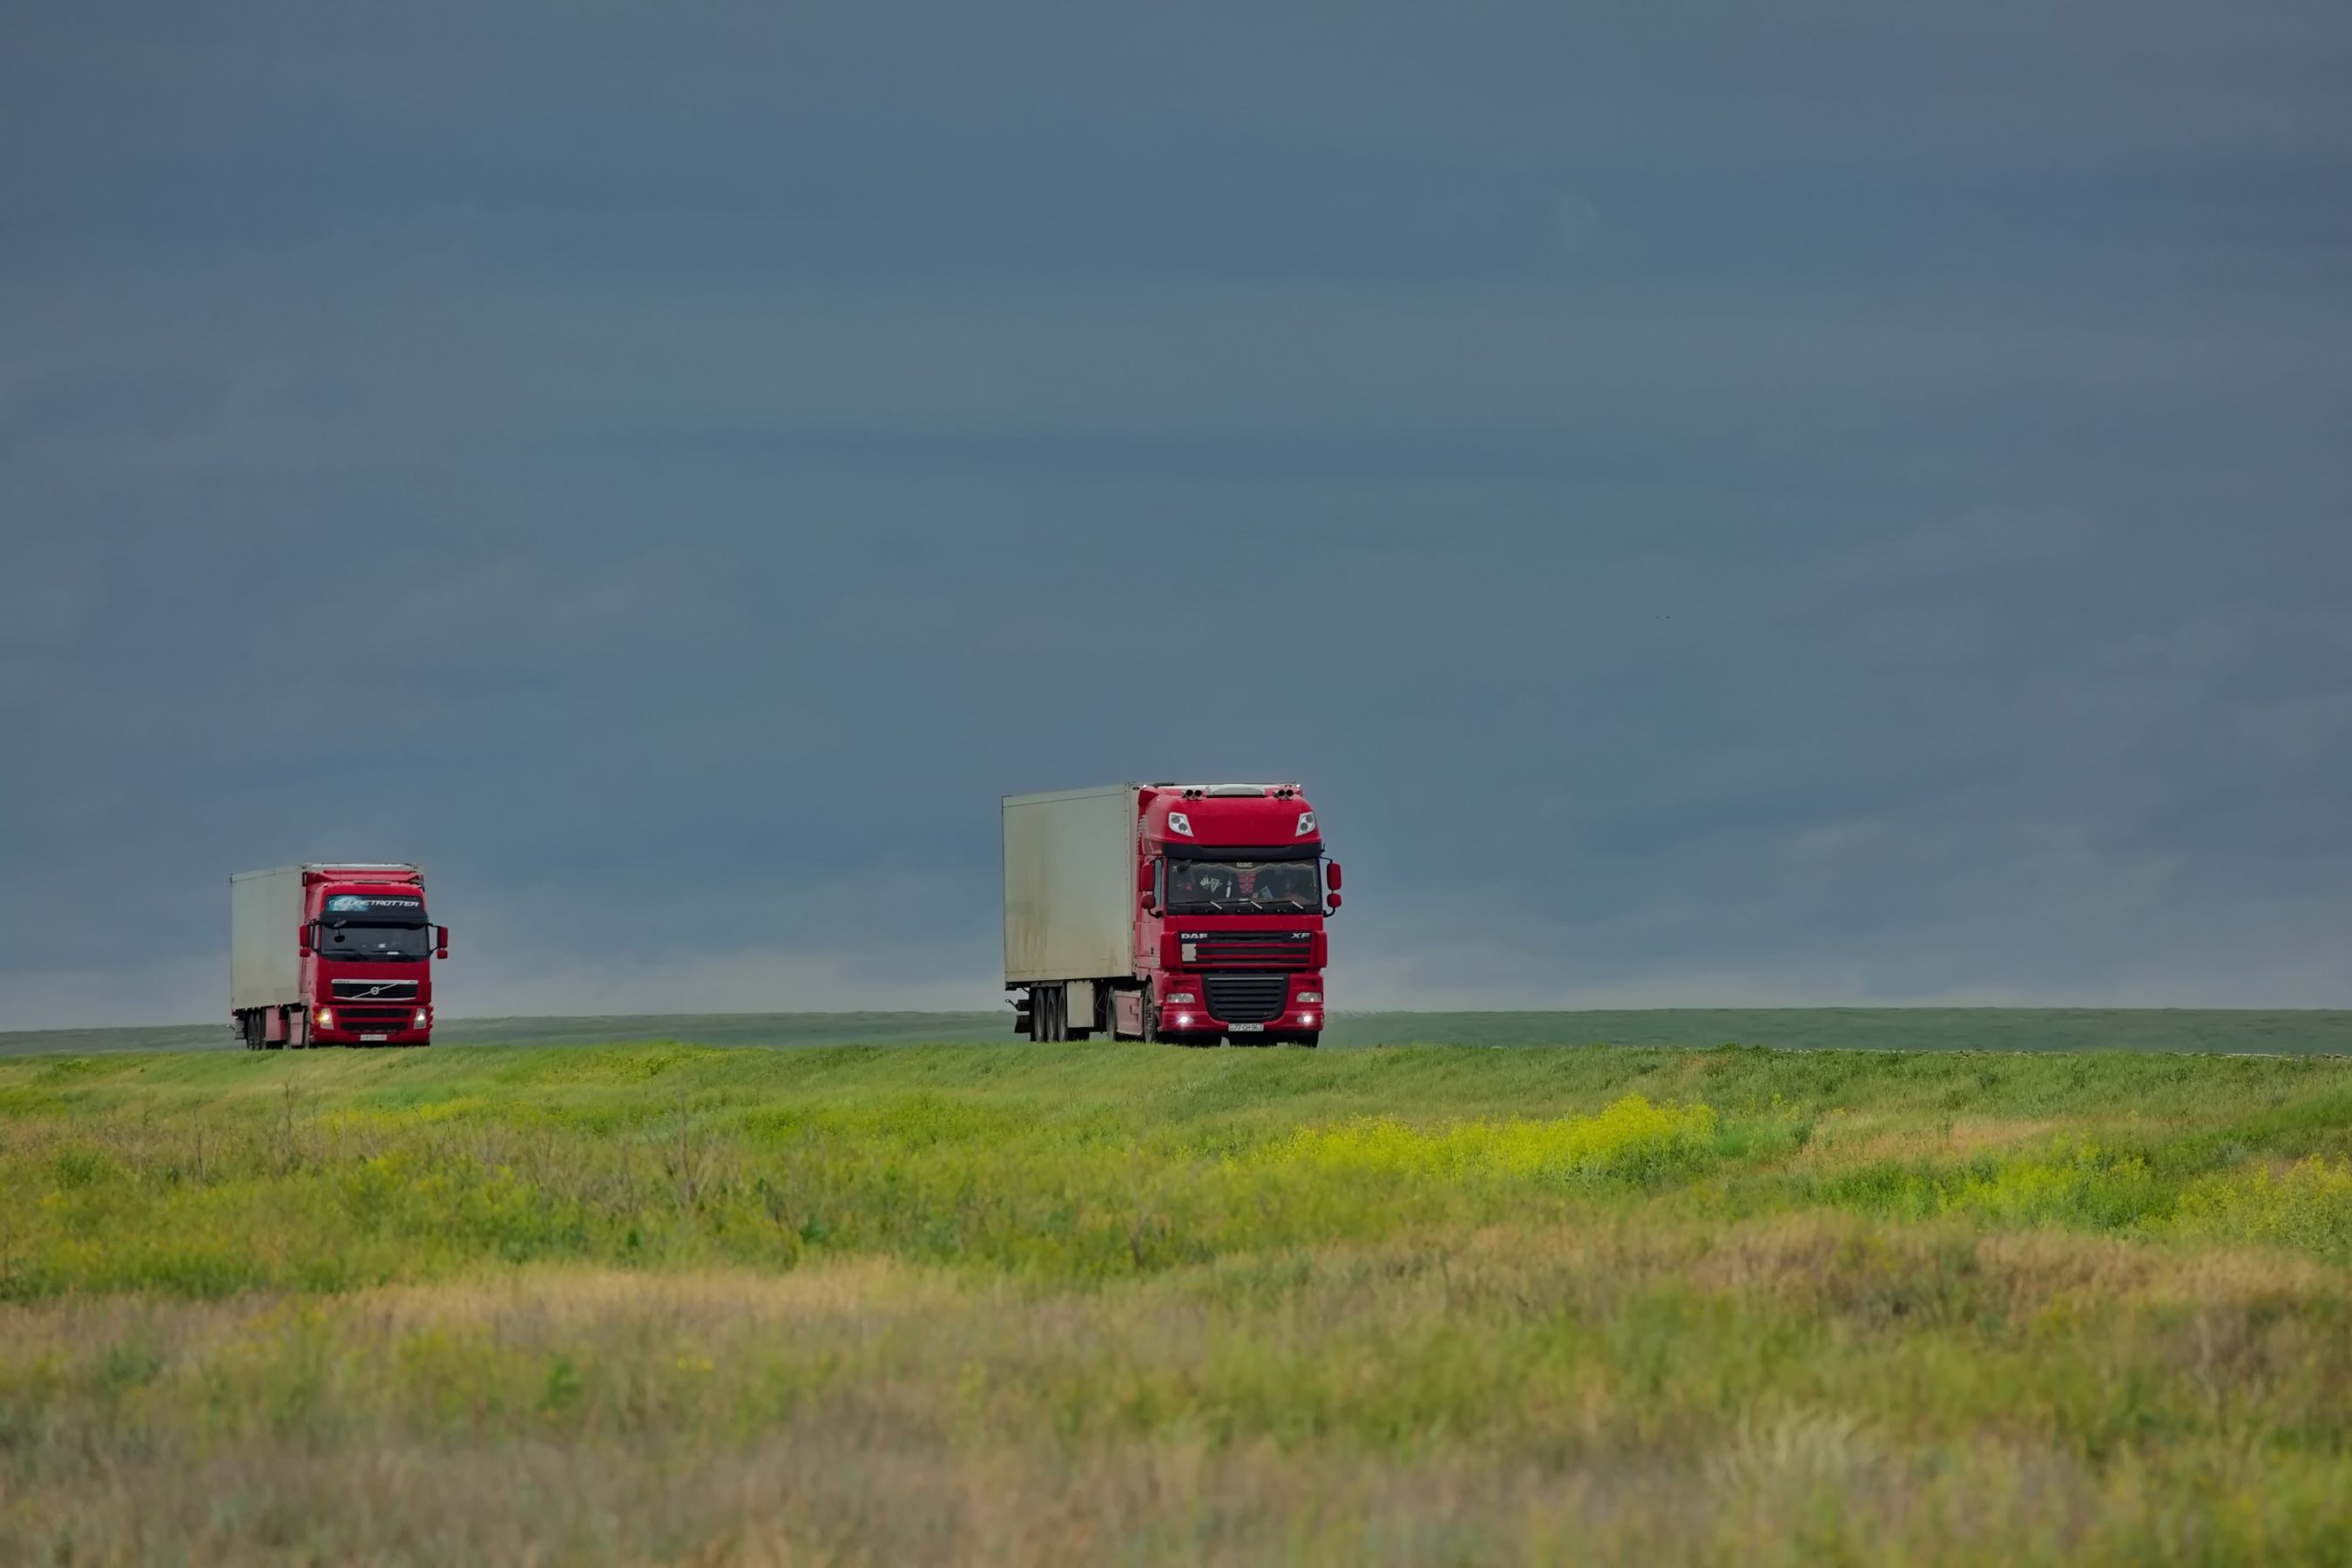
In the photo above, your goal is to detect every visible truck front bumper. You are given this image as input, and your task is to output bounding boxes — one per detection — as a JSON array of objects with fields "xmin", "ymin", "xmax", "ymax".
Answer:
[
  {"xmin": 1157, "ymin": 998, "xmax": 1321, "ymax": 1038},
  {"xmin": 309, "ymin": 1006, "xmax": 433, "ymax": 1045}
]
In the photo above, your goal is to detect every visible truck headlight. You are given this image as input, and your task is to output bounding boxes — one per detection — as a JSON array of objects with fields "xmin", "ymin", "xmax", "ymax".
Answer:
[
  {"xmin": 1296, "ymin": 991, "xmax": 1321, "ymax": 1004},
  {"xmin": 1164, "ymin": 992, "xmax": 1198, "ymax": 1004},
  {"xmin": 414, "ymin": 1009, "xmax": 429, "ymax": 1028},
  {"xmin": 315, "ymin": 1007, "xmax": 335, "ymax": 1029}
]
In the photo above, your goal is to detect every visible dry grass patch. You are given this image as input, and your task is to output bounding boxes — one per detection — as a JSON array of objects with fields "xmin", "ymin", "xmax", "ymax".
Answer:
[
  {"xmin": 3, "ymin": 1243, "xmax": 2347, "ymax": 1564},
  {"xmin": 1788, "ymin": 1116, "xmax": 2065, "ymax": 1171}
]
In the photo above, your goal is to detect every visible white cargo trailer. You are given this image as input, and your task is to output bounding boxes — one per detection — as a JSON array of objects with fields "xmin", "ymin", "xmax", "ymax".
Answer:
[
  {"xmin": 230, "ymin": 866, "xmax": 316, "ymax": 1012},
  {"xmin": 1002, "ymin": 785, "xmax": 1138, "ymax": 989},
  {"xmin": 1003, "ymin": 784, "xmax": 1151, "ymax": 1040}
]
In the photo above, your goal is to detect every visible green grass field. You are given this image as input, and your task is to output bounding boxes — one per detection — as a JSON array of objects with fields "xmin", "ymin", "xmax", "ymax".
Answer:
[
  {"xmin": 3, "ymin": 1037, "xmax": 2349, "ymax": 1563},
  {"xmin": 10, "ymin": 1005, "xmax": 2352, "ymax": 1056}
]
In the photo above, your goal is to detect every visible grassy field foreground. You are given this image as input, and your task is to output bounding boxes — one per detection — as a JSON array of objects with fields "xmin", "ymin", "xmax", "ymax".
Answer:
[{"xmin": 2, "ymin": 1042, "xmax": 2349, "ymax": 1564}]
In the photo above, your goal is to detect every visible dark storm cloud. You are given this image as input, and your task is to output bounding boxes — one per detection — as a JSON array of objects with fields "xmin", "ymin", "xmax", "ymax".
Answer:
[{"xmin": 3, "ymin": 0, "xmax": 2349, "ymax": 1024}]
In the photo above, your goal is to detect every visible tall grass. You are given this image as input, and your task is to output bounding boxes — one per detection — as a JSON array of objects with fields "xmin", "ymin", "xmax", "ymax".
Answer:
[{"xmin": 1, "ymin": 1041, "xmax": 2348, "ymax": 1563}]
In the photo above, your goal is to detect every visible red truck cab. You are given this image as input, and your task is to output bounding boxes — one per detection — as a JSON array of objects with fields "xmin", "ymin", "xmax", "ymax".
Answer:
[
  {"xmin": 1004, "ymin": 782, "xmax": 1339, "ymax": 1047},
  {"xmin": 230, "ymin": 862, "xmax": 449, "ymax": 1048},
  {"xmin": 1128, "ymin": 783, "xmax": 1334, "ymax": 1044}
]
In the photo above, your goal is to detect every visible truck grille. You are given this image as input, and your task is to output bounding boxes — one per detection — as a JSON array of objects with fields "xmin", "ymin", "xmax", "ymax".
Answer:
[
  {"xmin": 334, "ymin": 1005, "xmax": 419, "ymax": 1028},
  {"xmin": 1182, "ymin": 930, "xmax": 1315, "ymax": 969},
  {"xmin": 1203, "ymin": 973, "xmax": 1288, "ymax": 1024},
  {"xmin": 331, "ymin": 979, "xmax": 419, "ymax": 1002}
]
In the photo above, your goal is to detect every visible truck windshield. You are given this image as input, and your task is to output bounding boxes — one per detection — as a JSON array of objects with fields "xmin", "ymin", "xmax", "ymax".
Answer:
[
  {"xmin": 1166, "ymin": 860, "xmax": 1321, "ymax": 913},
  {"xmin": 316, "ymin": 922, "xmax": 431, "ymax": 962}
]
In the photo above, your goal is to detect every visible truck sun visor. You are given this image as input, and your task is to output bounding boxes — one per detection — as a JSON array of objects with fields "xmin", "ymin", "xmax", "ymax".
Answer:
[{"xmin": 1162, "ymin": 841, "xmax": 1322, "ymax": 862}]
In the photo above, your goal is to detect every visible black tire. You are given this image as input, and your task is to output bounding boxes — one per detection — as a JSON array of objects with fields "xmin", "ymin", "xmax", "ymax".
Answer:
[{"xmin": 1031, "ymin": 984, "xmax": 1066, "ymax": 1042}]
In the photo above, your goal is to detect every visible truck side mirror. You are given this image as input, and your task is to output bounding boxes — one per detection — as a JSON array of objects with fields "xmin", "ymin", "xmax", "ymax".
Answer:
[
  {"xmin": 435, "ymin": 925, "xmax": 450, "ymax": 959},
  {"xmin": 1326, "ymin": 862, "xmax": 1342, "ymax": 891},
  {"xmin": 296, "ymin": 923, "xmax": 312, "ymax": 956}
]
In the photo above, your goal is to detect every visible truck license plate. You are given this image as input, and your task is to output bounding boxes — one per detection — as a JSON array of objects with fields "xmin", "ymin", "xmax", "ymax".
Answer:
[
  {"xmin": 361, "ymin": 1033, "xmax": 388, "ymax": 1041},
  {"xmin": 1228, "ymin": 1023, "xmax": 1264, "ymax": 1032}
]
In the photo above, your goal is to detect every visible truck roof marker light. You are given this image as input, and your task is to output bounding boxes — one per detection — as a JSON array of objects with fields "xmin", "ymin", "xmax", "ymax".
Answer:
[
  {"xmin": 1296, "ymin": 811, "xmax": 1316, "ymax": 835},
  {"xmin": 1167, "ymin": 812, "xmax": 1194, "ymax": 837}
]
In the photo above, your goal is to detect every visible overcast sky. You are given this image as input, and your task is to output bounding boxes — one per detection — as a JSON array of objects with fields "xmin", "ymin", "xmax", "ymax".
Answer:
[{"xmin": 4, "ymin": 0, "xmax": 2350, "ymax": 1027}]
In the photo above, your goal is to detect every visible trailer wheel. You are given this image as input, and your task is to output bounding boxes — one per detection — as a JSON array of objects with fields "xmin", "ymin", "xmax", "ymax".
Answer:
[{"xmin": 1029, "ymin": 984, "xmax": 1063, "ymax": 1042}]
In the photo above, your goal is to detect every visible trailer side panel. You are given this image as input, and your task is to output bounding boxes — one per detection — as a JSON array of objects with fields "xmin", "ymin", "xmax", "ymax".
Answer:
[{"xmin": 1003, "ymin": 786, "xmax": 1138, "ymax": 983}]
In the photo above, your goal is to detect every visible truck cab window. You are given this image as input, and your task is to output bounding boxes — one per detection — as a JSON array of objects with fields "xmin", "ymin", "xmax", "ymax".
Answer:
[
  {"xmin": 1166, "ymin": 861, "xmax": 1320, "ymax": 912},
  {"xmin": 1251, "ymin": 863, "xmax": 1320, "ymax": 908}
]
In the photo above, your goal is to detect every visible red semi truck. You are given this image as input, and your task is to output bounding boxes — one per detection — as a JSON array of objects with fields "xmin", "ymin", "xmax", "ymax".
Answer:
[
  {"xmin": 230, "ymin": 863, "xmax": 449, "ymax": 1048},
  {"xmin": 1003, "ymin": 782, "xmax": 1341, "ymax": 1045}
]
